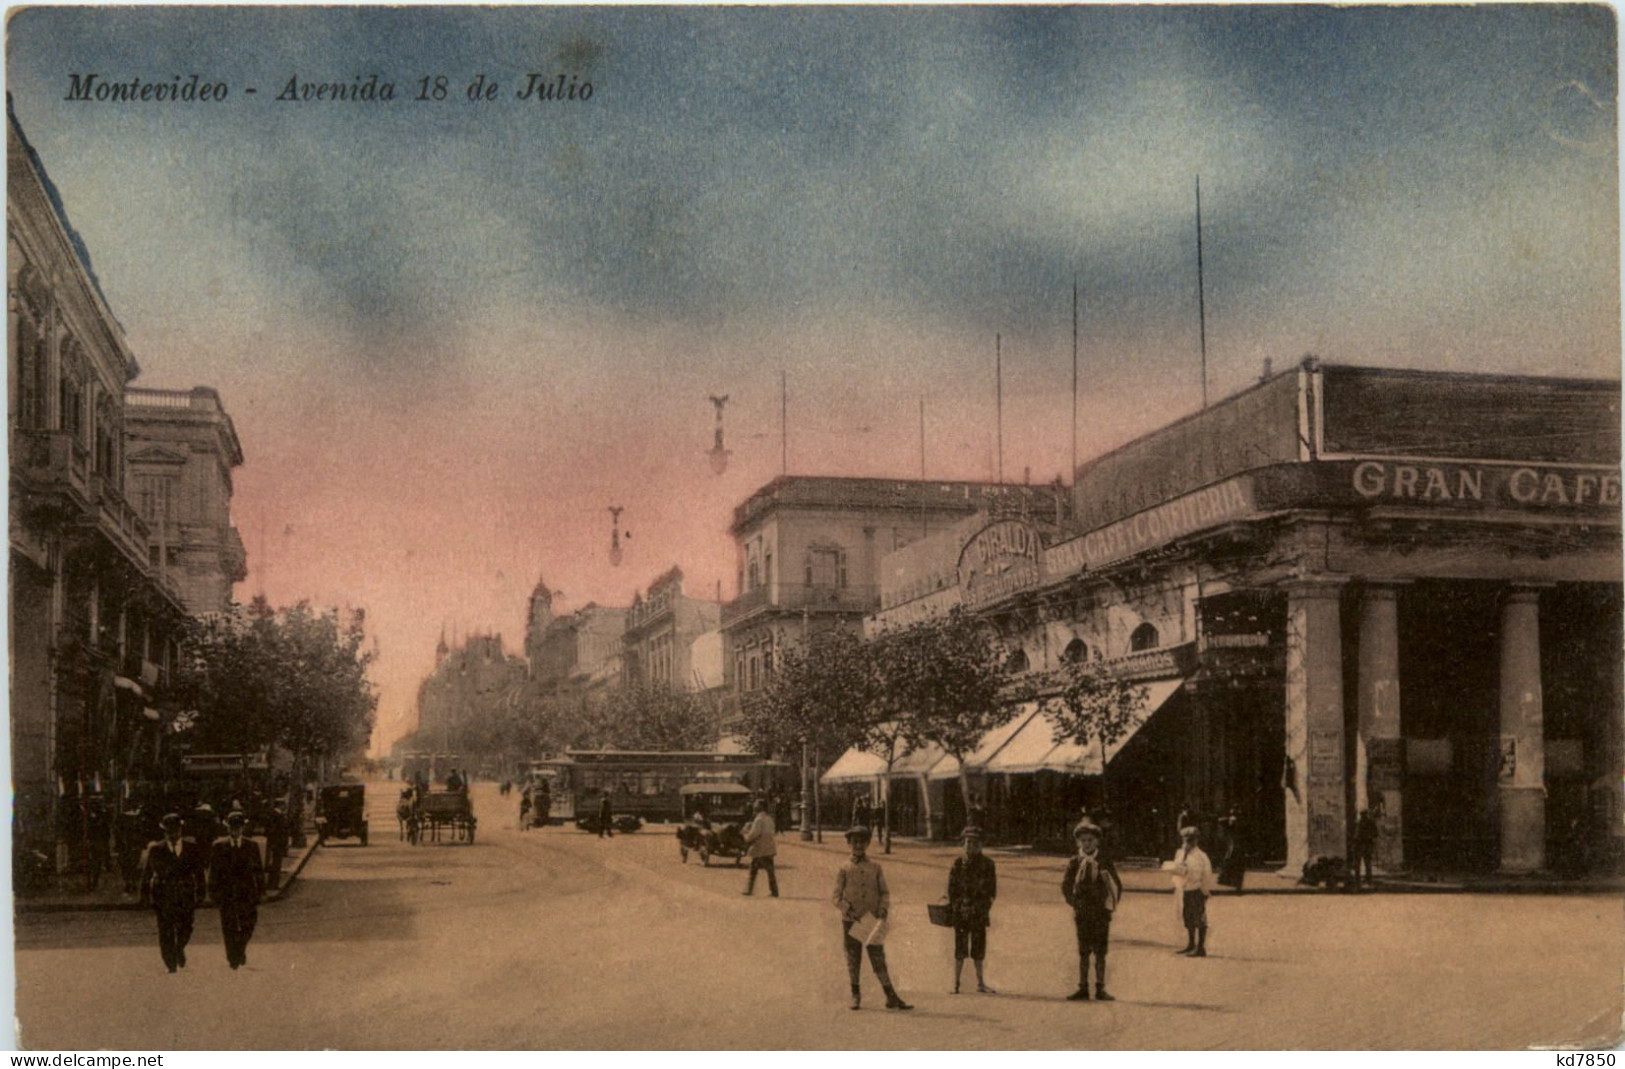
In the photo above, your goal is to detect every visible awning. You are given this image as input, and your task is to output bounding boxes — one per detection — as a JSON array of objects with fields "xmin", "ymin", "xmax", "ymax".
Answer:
[
  {"xmin": 928, "ymin": 703, "xmax": 1041, "ymax": 780},
  {"xmin": 988, "ymin": 678, "xmax": 1187, "ymax": 775},
  {"xmin": 821, "ymin": 748, "xmax": 886, "ymax": 785},
  {"xmin": 890, "ymin": 743, "xmax": 945, "ymax": 776}
]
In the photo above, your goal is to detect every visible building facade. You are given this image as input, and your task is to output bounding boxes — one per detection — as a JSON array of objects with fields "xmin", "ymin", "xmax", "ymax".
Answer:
[
  {"xmin": 124, "ymin": 386, "xmax": 246, "ymax": 615},
  {"xmin": 8, "ymin": 107, "xmax": 216, "ymax": 870},
  {"xmin": 721, "ymin": 476, "xmax": 1068, "ymax": 714},
  {"xmin": 525, "ymin": 576, "xmax": 628, "ymax": 695},
  {"xmin": 622, "ymin": 566, "xmax": 721, "ymax": 691},
  {"xmin": 843, "ymin": 361, "xmax": 1621, "ymax": 876},
  {"xmin": 415, "ymin": 631, "xmax": 528, "ymax": 763}
]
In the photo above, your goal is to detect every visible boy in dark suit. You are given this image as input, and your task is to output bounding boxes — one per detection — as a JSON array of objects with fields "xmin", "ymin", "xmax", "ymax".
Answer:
[
  {"xmin": 209, "ymin": 810, "xmax": 266, "ymax": 969},
  {"xmin": 1062, "ymin": 820, "xmax": 1122, "ymax": 1001},
  {"xmin": 141, "ymin": 813, "xmax": 207, "ymax": 973}
]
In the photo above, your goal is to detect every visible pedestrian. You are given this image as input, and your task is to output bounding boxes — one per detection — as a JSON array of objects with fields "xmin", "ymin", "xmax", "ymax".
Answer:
[
  {"xmin": 186, "ymin": 802, "xmax": 218, "ymax": 849},
  {"xmin": 140, "ymin": 813, "xmax": 206, "ymax": 974},
  {"xmin": 1169, "ymin": 824, "xmax": 1216, "ymax": 957},
  {"xmin": 1352, "ymin": 808, "xmax": 1378, "ymax": 890},
  {"xmin": 1217, "ymin": 808, "xmax": 1246, "ymax": 895},
  {"xmin": 741, "ymin": 798, "xmax": 779, "ymax": 897},
  {"xmin": 597, "ymin": 791, "xmax": 614, "ymax": 838},
  {"xmin": 854, "ymin": 796, "xmax": 871, "ymax": 830},
  {"xmin": 209, "ymin": 810, "xmax": 265, "ymax": 970},
  {"xmin": 947, "ymin": 825, "xmax": 996, "ymax": 995},
  {"xmin": 831, "ymin": 825, "xmax": 911, "ymax": 1011},
  {"xmin": 1063, "ymin": 819, "xmax": 1122, "ymax": 1001},
  {"xmin": 264, "ymin": 802, "xmax": 289, "ymax": 890}
]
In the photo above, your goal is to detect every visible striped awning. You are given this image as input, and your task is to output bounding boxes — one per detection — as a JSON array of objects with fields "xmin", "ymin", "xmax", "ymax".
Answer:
[
  {"xmin": 988, "ymin": 678, "xmax": 1186, "ymax": 775},
  {"xmin": 927, "ymin": 703, "xmax": 1042, "ymax": 780},
  {"xmin": 820, "ymin": 748, "xmax": 887, "ymax": 785}
]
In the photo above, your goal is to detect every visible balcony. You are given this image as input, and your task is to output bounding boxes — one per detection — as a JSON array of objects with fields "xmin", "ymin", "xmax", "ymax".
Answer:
[
  {"xmin": 13, "ymin": 429, "xmax": 93, "ymax": 508},
  {"xmin": 721, "ymin": 582, "xmax": 879, "ymax": 628}
]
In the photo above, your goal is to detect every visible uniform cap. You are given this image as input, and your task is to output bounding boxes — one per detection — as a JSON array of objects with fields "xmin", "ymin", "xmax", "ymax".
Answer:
[
  {"xmin": 225, "ymin": 811, "xmax": 247, "ymax": 827},
  {"xmin": 844, "ymin": 824, "xmax": 872, "ymax": 844},
  {"xmin": 1179, "ymin": 825, "xmax": 1200, "ymax": 837},
  {"xmin": 1073, "ymin": 820, "xmax": 1102, "ymax": 839},
  {"xmin": 962, "ymin": 825, "xmax": 984, "ymax": 841},
  {"xmin": 160, "ymin": 813, "xmax": 182, "ymax": 828}
]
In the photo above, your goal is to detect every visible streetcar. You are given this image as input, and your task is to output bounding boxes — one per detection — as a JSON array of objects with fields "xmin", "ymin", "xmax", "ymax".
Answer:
[{"xmin": 533, "ymin": 750, "xmax": 789, "ymax": 826}]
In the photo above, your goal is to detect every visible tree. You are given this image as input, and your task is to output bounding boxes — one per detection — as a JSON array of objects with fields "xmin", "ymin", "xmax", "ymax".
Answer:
[
  {"xmin": 177, "ymin": 597, "xmax": 378, "ymax": 770},
  {"xmin": 1040, "ymin": 652, "xmax": 1148, "ymax": 808},
  {"xmin": 882, "ymin": 607, "xmax": 1016, "ymax": 836},
  {"xmin": 594, "ymin": 684, "xmax": 718, "ymax": 751},
  {"xmin": 737, "ymin": 627, "xmax": 877, "ymax": 839}
]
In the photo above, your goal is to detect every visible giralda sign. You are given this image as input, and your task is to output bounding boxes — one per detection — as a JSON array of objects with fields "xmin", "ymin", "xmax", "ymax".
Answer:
[{"xmin": 958, "ymin": 519, "xmax": 1043, "ymax": 609}]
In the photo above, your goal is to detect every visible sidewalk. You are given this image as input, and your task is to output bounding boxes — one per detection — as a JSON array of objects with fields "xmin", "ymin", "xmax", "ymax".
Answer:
[
  {"xmin": 16, "ymin": 832, "xmax": 323, "ymax": 914},
  {"xmin": 777, "ymin": 832, "xmax": 1625, "ymax": 896}
]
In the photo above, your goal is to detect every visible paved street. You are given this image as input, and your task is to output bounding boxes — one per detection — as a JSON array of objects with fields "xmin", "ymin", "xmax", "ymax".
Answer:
[{"xmin": 14, "ymin": 783, "xmax": 1621, "ymax": 1050}]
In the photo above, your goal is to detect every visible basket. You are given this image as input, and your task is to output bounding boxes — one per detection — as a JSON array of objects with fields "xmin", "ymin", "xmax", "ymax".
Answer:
[{"xmin": 927, "ymin": 902, "xmax": 953, "ymax": 928}]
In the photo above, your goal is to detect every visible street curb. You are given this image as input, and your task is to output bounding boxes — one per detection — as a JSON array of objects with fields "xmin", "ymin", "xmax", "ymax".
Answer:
[
  {"xmin": 16, "ymin": 836, "xmax": 322, "ymax": 914},
  {"xmin": 777, "ymin": 838, "xmax": 1625, "ymax": 896}
]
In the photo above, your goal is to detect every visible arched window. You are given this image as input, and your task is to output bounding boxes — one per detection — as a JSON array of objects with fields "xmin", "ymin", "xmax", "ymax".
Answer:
[
  {"xmin": 1130, "ymin": 622, "xmax": 1160, "ymax": 652},
  {"xmin": 1062, "ymin": 638, "xmax": 1088, "ymax": 664},
  {"xmin": 1005, "ymin": 648, "xmax": 1029, "ymax": 674}
]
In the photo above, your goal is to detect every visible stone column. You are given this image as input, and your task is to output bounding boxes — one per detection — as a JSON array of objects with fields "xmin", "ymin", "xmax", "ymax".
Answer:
[
  {"xmin": 1356, "ymin": 584, "xmax": 1404, "ymax": 870},
  {"xmin": 1282, "ymin": 580, "xmax": 1347, "ymax": 875},
  {"xmin": 1498, "ymin": 587, "xmax": 1545, "ymax": 873}
]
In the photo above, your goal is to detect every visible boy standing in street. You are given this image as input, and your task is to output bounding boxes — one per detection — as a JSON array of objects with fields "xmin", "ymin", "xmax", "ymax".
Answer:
[
  {"xmin": 1062, "ymin": 820, "xmax": 1122, "ymax": 1000},
  {"xmin": 832, "ymin": 825, "xmax": 912, "ymax": 1011},
  {"xmin": 947, "ymin": 826, "xmax": 996, "ymax": 994},
  {"xmin": 1170, "ymin": 825, "xmax": 1216, "ymax": 957}
]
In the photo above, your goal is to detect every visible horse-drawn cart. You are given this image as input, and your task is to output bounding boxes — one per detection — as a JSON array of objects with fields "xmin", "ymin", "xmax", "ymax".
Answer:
[{"xmin": 414, "ymin": 789, "xmax": 476, "ymax": 844}]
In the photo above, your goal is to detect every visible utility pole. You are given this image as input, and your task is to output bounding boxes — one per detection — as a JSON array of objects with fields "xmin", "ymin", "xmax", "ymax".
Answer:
[
  {"xmin": 1196, "ymin": 175, "xmax": 1210, "ymax": 410},
  {"xmin": 995, "ymin": 334, "xmax": 1004, "ymax": 485},
  {"xmin": 1071, "ymin": 278, "xmax": 1079, "ymax": 487}
]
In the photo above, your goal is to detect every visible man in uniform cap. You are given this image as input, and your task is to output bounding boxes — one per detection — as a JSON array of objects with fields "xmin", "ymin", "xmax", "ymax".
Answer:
[
  {"xmin": 831, "ymin": 825, "xmax": 911, "ymax": 1011},
  {"xmin": 209, "ymin": 809, "xmax": 265, "ymax": 969},
  {"xmin": 140, "ymin": 813, "xmax": 206, "ymax": 973},
  {"xmin": 1063, "ymin": 820, "xmax": 1122, "ymax": 1000}
]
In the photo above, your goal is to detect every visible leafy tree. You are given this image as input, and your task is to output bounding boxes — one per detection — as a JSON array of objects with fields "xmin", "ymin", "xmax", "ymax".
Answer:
[
  {"xmin": 1040, "ymin": 652, "xmax": 1148, "ymax": 808},
  {"xmin": 881, "ymin": 607, "xmax": 1015, "ymax": 834},
  {"xmin": 177, "ymin": 597, "xmax": 377, "ymax": 770},
  {"xmin": 593, "ymin": 684, "xmax": 718, "ymax": 751},
  {"xmin": 737, "ymin": 627, "xmax": 876, "ymax": 838}
]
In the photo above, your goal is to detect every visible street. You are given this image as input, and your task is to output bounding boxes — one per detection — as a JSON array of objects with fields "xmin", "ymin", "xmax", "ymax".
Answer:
[{"xmin": 14, "ymin": 783, "xmax": 1621, "ymax": 1050}]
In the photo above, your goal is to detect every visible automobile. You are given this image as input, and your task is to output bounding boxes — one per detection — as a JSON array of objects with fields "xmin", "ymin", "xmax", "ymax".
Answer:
[
  {"xmin": 675, "ymin": 782, "xmax": 754, "ymax": 866},
  {"xmin": 315, "ymin": 783, "xmax": 368, "ymax": 846}
]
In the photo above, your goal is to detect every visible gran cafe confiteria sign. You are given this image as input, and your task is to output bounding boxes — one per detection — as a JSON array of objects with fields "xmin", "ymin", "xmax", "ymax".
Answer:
[{"xmin": 952, "ymin": 459, "xmax": 1619, "ymax": 607}]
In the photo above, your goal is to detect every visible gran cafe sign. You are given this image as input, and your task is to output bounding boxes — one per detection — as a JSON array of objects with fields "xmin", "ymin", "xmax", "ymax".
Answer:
[{"xmin": 1349, "ymin": 460, "xmax": 1621, "ymax": 509}]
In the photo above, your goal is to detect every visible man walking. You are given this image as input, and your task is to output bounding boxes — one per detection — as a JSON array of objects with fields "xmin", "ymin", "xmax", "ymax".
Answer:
[
  {"xmin": 947, "ymin": 826, "xmax": 996, "ymax": 994},
  {"xmin": 1063, "ymin": 820, "xmax": 1122, "ymax": 1000},
  {"xmin": 741, "ymin": 798, "xmax": 779, "ymax": 897},
  {"xmin": 832, "ymin": 825, "xmax": 911, "ymax": 1011},
  {"xmin": 1170, "ymin": 824, "xmax": 1216, "ymax": 957},
  {"xmin": 140, "ymin": 813, "xmax": 206, "ymax": 974},
  {"xmin": 597, "ymin": 792, "xmax": 614, "ymax": 838},
  {"xmin": 1352, "ymin": 808, "xmax": 1378, "ymax": 890},
  {"xmin": 263, "ymin": 802, "xmax": 289, "ymax": 890},
  {"xmin": 209, "ymin": 810, "xmax": 265, "ymax": 970}
]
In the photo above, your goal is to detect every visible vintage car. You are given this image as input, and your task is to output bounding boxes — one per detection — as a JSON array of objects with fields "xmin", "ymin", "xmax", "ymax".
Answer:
[
  {"xmin": 315, "ymin": 783, "xmax": 368, "ymax": 846},
  {"xmin": 675, "ymin": 781, "xmax": 754, "ymax": 866}
]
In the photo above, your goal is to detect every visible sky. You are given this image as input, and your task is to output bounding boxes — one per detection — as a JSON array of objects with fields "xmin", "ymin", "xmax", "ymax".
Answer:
[{"xmin": 6, "ymin": 5, "xmax": 1618, "ymax": 754}]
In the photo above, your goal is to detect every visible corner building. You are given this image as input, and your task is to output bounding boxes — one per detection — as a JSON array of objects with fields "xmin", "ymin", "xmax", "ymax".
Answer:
[{"xmin": 863, "ymin": 361, "xmax": 1620, "ymax": 876}]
